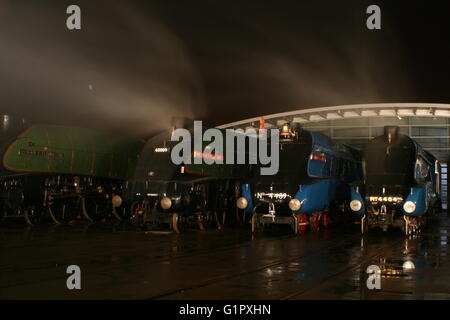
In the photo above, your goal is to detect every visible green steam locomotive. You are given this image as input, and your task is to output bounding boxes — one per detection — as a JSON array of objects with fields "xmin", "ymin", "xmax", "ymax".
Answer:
[{"xmin": 0, "ymin": 115, "xmax": 144, "ymax": 225}]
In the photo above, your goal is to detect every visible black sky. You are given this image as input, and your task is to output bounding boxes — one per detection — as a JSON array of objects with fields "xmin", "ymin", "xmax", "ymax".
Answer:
[{"xmin": 1, "ymin": 1, "xmax": 450, "ymax": 137}]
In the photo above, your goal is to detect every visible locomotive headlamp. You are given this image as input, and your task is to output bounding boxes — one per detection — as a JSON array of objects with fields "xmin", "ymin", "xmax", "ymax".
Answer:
[
  {"xmin": 280, "ymin": 123, "xmax": 293, "ymax": 138},
  {"xmin": 112, "ymin": 195, "xmax": 123, "ymax": 208},
  {"xmin": 160, "ymin": 196, "xmax": 172, "ymax": 210},
  {"xmin": 236, "ymin": 197, "xmax": 248, "ymax": 209},
  {"xmin": 403, "ymin": 201, "xmax": 416, "ymax": 214},
  {"xmin": 289, "ymin": 198, "xmax": 301, "ymax": 211},
  {"xmin": 350, "ymin": 200, "xmax": 362, "ymax": 212},
  {"xmin": 402, "ymin": 260, "xmax": 416, "ymax": 270}
]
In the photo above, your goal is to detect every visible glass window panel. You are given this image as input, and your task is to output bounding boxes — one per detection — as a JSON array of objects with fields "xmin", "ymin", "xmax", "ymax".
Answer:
[
  {"xmin": 332, "ymin": 118, "xmax": 370, "ymax": 126},
  {"xmin": 410, "ymin": 117, "xmax": 448, "ymax": 125},
  {"xmin": 411, "ymin": 126, "xmax": 447, "ymax": 136},
  {"xmin": 370, "ymin": 117, "xmax": 408, "ymax": 126},
  {"xmin": 333, "ymin": 127, "xmax": 369, "ymax": 138}
]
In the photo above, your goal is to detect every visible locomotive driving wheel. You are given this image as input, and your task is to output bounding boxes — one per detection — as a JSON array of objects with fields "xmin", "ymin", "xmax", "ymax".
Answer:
[
  {"xmin": 321, "ymin": 213, "xmax": 331, "ymax": 228},
  {"xmin": 48, "ymin": 197, "xmax": 81, "ymax": 224},
  {"xmin": 24, "ymin": 204, "xmax": 44, "ymax": 226},
  {"xmin": 82, "ymin": 196, "xmax": 112, "ymax": 222},
  {"xmin": 297, "ymin": 213, "xmax": 309, "ymax": 234},
  {"xmin": 310, "ymin": 213, "xmax": 321, "ymax": 232}
]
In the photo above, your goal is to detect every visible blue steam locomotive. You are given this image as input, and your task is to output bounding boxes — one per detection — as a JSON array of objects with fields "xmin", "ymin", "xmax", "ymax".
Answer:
[
  {"xmin": 236, "ymin": 122, "xmax": 362, "ymax": 234},
  {"xmin": 350, "ymin": 126, "xmax": 441, "ymax": 234}
]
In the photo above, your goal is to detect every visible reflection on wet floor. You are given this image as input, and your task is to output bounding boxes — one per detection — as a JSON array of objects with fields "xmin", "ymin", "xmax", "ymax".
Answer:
[{"xmin": 0, "ymin": 213, "xmax": 449, "ymax": 299}]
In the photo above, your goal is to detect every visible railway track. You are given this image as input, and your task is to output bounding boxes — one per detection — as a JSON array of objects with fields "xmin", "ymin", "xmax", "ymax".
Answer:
[
  {"xmin": 146, "ymin": 232, "xmax": 404, "ymax": 299},
  {"xmin": 0, "ymin": 217, "xmax": 430, "ymax": 299}
]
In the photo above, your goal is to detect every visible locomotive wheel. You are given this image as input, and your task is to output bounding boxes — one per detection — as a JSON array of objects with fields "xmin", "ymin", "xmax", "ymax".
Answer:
[
  {"xmin": 215, "ymin": 210, "xmax": 224, "ymax": 230},
  {"xmin": 292, "ymin": 214, "xmax": 299, "ymax": 234},
  {"xmin": 310, "ymin": 214, "xmax": 321, "ymax": 232},
  {"xmin": 0, "ymin": 200, "xmax": 8, "ymax": 221},
  {"xmin": 82, "ymin": 196, "xmax": 112, "ymax": 222},
  {"xmin": 1, "ymin": 199, "xmax": 22, "ymax": 220},
  {"xmin": 197, "ymin": 209, "xmax": 218, "ymax": 230},
  {"xmin": 130, "ymin": 200, "xmax": 148, "ymax": 226},
  {"xmin": 48, "ymin": 198, "xmax": 81, "ymax": 224},
  {"xmin": 251, "ymin": 213, "xmax": 258, "ymax": 233},
  {"xmin": 321, "ymin": 213, "xmax": 331, "ymax": 228},
  {"xmin": 236, "ymin": 206, "xmax": 252, "ymax": 227},
  {"xmin": 297, "ymin": 213, "xmax": 309, "ymax": 234},
  {"xmin": 172, "ymin": 213, "xmax": 186, "ymax": 234},
  {"xmin": 24, "ymin": 205, "xmax": 44, "ymax": 226},
  {"xmin": 236, "ymin": 207, "xmax": 243, "ymax": 226},
  {"xmin": 361, "ymin": 215, "xmax": 368, "ymax": 234},
  {"xmin": 197, "ymin": 213, "xmax": 206, "ymax": 231}
]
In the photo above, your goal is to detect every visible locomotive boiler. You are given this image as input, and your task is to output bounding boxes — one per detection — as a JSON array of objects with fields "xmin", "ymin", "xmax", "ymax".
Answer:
[
  {"xmin": 0, "ymin": 115, "xmax": 144, "ymax": 225},
  {"xmin": 350, "ymin": 126, "xmax": 440, "ymax": 234},
  {"xmin": 236, "ymin": 122, "xmax": 362, "ymax": 234}
]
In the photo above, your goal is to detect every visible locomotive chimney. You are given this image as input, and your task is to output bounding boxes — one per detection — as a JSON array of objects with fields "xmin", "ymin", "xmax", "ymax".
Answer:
[
  {"xmin": 171, "ymin": 117, "xmax": 194, "ymax": 131},
  {"xmin": 384, "ymin": 126, "xmax": 399, "ymax": 144}
]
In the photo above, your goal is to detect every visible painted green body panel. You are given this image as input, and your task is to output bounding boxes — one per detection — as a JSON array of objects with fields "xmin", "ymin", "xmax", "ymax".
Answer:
[{"xmin": 3, "ymin": 125, "xmax": 144, "ymax": 180}]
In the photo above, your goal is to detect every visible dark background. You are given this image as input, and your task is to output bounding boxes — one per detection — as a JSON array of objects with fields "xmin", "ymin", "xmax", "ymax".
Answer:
[{"xmin": 1, "ymin": 0, "xmax": 450, "ymax": 137}]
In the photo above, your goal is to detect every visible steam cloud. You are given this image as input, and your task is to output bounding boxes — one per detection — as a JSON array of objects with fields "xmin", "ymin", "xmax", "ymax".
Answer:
[{"xmin": 0, "ymin": 0, "xmax": 205, "ymax": 137}]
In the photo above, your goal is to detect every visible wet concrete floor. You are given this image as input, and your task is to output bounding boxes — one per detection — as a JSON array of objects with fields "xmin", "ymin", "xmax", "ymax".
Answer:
[{"xmin": 1, "ymin": 213, "xmax": 449, "ymax": 299}]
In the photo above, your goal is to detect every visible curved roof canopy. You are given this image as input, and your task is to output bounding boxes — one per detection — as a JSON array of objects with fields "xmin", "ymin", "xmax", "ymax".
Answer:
[{"xmin": 217, "ymin": 103, "xmax": 450, "ymax": 161}]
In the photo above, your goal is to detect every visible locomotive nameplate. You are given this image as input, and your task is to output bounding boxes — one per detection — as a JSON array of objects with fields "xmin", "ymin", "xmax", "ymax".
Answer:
[{"xmin": 19, "ymin": 149, "xmax": 65, "ymax": 159}]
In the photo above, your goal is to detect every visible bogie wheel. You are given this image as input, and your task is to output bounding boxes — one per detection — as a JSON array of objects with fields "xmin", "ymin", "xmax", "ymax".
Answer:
[
  {"xmin": 172, "ymin": 213, "xmax": 186, "ymax": 234},
  {"xmin": 361, "ymin": 215, "xmax": 368, "ymax": 235},
  {"xmin": 251, "ymin": 213, "xmax": 257, "ymax": 233},
  {"xmin": 251, "ymin": 213, "xmax": 264, "ymax": 233},
  {"xmin": 130, "ymin": 200, "xmax": 149, "ymax": 226},
  {"xmin": 235, "ymin": 207, "xmax": 244, "ymax": 226},
  {"xmin": 24, "ymin": 205, "xmax": 44, "ymax": 226}
]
